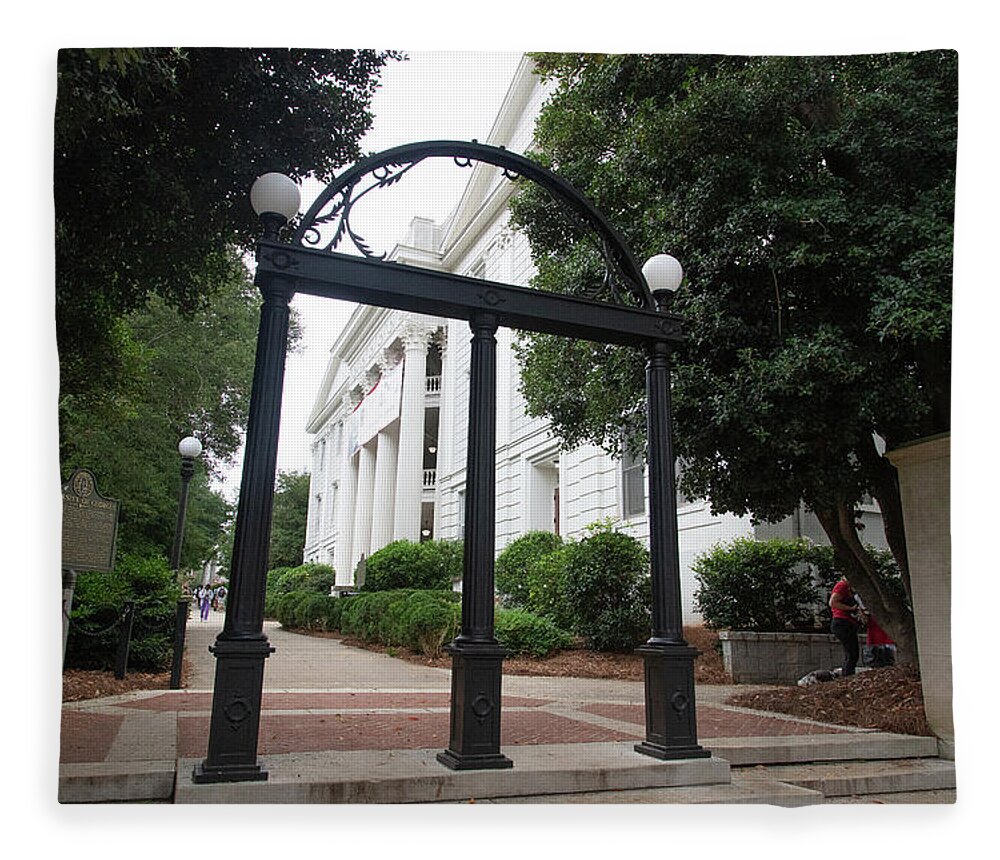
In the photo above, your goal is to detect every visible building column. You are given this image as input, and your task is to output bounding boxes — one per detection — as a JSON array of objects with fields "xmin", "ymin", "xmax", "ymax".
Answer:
[
  {"xmin": 352, "ymin": 441, "xmax": 377, "ymax": 573},
  {"xmin": 333, "ymin": 448, "xmax": 358, "ymax": 588},
  {"xmin": 393, "ymin": 327, "xmax": 430, "ymax": 542},
  {"xmin": 433, "ymin": 331, "xmax": 451, "ymax": 538},
  {"xmin": 370, "ymin": 423, "xmax": 399, "ymax": 553}
]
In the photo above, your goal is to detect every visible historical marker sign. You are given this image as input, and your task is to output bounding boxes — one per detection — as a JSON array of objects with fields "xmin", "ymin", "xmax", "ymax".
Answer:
[{"xmin": 62, "ymin": 468, "xmax": 120, "ymax": 572}]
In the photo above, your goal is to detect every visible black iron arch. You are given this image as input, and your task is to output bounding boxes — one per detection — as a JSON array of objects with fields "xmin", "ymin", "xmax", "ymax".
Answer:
[
  {"xmin": 292, "ymin": 139, "xmax": 656, "ymax": 312},
  {"xmin": 192, "ymin": 140, "xmax": 707, "ymax": 786}
]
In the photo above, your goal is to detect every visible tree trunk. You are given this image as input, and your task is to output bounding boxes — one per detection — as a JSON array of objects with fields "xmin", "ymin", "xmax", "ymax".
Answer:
[
  {"xmin": 856, "ymin": 435, "xmax": 913, "ymax": 607},
  {"xmin": 813, "ymin": 502, "xmax": 919, "ymax": 666}
]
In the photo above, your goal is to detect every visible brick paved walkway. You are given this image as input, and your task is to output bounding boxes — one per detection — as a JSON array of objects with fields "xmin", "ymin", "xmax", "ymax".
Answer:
[
  {"xmin": 61, "ymin": 616, "xmax": 866, "ymax": 770},
  {"xmin": 61, "ymin": 687, "xmax": 855, "ymax": 767}
]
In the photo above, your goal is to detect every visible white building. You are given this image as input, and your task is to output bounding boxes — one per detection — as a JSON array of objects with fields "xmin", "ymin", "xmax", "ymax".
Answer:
[{"xmin": 302, "ymin": 56, "xmax": 887, "ymax": 622}]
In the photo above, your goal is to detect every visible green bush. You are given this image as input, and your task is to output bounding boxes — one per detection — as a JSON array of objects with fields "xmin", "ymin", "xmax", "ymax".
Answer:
[
  {"xmin": 292, "ymin": 593, "xmax": 337, "ymax": 630},
  {"xmin": 692, "ymin": 537, "xmax": 828, "ymax": 632},
  {"xmin": 264, "ymin": 563, "xmax": 335, "ymax": 617},
  {"xmin": 495, "ymin": 609, "xmax": 573, "ymax": 657},
  {"xmin": 525, "ymin": 546, "xmax": 575, "ymax": 630},
  {"xmin": 275, "ymin": 590, "xmax": 311, "ymax": 628},
  {"xmin": 396, "ymin": 591, "xmax": 461, "ymax": 655},
  {"xmin": 563, "ymin": 525, "xmax": 651, "ymax": 652},
  {"xmin": 495, "ymin": 531, "xmax": 563, "ymax": 609},
  {"xmin": 417, "ymin": 539, "xmax": 464, "ymax": 588},
  {"xmin": 361, "ymin": 540, "xmax": 460, "ymax": 592},
  {"xmin": 66, "ymin": 553, "xmax": 182, "ymax": 671},
  {"xmin": 338, "ymin": 589, "xmax": 460, "ymax": 655}
]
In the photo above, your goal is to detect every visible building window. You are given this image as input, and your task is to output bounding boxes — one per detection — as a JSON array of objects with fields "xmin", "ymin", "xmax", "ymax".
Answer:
[
  {"xmin": 621, "ymin": 446, "xmax": 645, "ymax": 518},
  {"xmin": 312, "ymin": 493, "xmax": 323, "ymax": 534}
]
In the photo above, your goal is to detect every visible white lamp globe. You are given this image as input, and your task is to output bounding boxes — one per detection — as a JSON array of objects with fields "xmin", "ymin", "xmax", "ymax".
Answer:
[
  {"xmin": 642, "ymin": 254, "xmax": 684, "ymax": 294},
  {"xmin": 250, "ymin": 172, "xmax": 301, "ymax": 221},
  {"xmin": 178, "ymin": 436, "xmax": 203, "ymax": 459}
]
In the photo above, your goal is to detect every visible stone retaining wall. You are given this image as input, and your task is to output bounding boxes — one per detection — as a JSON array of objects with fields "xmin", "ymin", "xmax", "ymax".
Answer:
[{"xmin": 718, "ymin": 630, "xmax": 862, "ymax": 684}]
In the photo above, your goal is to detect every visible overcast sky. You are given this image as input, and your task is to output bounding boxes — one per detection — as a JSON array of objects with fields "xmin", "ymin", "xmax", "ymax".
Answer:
[{"xmin": 215, "ymin": 51, "xmax": 525, "ymax": 500}]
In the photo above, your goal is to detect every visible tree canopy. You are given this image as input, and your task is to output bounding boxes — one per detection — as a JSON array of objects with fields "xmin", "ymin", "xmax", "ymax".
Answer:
[
  {"xmin": 268, "ymin": 471, "xmax": 311, "ymax": 570},
  {"xmin": 60, "ymin": 263, "xmax": 264, "ymax": 566},
  {"xmin": 56, "ymin": 48, "xmax": 398, "ymax": 570},
  {"xmin": 55, "ymin": 47, "xmax": 398, "ymax": 408},
  {"xmin": 510, "ymin": 52, "xmax": 957, "ymax": 663}
]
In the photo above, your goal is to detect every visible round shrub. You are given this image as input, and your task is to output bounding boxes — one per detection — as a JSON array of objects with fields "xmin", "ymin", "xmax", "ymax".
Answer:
[
  {"xmin": 495, "ymin": 609, "xmax": 573, "ymax": 657},
  {"xmin": 525, "ymin": 546, "xmax": 575, "ymax": 630},
  {"xmin": 692, "ymin": 537, "xmax": 825, "ymax": 632},
  {"xmin": 563, "ymin": 526, "xmax": 651, "ymax": 652},
  {"xmin": 66, "ymin": 553, "xmax": 181, "ymax": 671},
  {"xmin": 339, "ymin": 590, "xmax": 403, "ymax": 641},
  {"xmin": 495, "ymin": 531, "xmax": 563, "ymax": 609},
  {"xmin": 417, "ymin": 539, "xmax": 464, "ymax": 587},
  {"xmin": 362, "ymin": 541, "xmax": 456, "ymax": 592}
]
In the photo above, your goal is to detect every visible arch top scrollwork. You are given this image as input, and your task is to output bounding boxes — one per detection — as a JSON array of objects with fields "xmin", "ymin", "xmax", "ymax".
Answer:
[{"xmin": 293, "ymin": 140, "xmax": 655, "ymax": 312}]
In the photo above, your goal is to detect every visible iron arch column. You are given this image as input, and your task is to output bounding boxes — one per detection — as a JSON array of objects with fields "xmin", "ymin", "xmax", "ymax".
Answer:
[
  {"xmin": 635, "ymin": 337, "xmax": 710, "ymax": 761},
  {"xmin": 192, "ymin": 267, "xmax": 291, "ymax": 784},
  {"xmin": 437, "ymin": 311, "xmax": 513, "ymax": 770}
]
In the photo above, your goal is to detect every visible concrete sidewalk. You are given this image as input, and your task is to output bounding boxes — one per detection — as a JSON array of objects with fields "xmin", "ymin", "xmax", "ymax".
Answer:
[{"xmin": 60, "ymin": 612, "xmax": 954, "ymax": 804}]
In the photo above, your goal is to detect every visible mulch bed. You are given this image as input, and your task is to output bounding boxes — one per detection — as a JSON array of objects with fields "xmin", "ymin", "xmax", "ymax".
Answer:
[
  {"xmin": 62, "ymin": 669, "xmax": 174, "ymax": 703},
  {"xmin": 725, "ymin": 664, "xmax": 933, "ymax": 736}
]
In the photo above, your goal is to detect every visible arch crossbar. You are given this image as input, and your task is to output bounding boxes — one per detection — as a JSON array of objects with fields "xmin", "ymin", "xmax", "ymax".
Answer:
[{"xmin": 293, "ymin": 140, "xmax": 656, "ymax": 312}]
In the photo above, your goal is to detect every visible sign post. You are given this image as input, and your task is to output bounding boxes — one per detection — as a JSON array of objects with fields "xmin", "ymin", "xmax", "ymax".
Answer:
[{"xmin": 61, "ymin": 469, "xmax": 121, "ymax": 664}]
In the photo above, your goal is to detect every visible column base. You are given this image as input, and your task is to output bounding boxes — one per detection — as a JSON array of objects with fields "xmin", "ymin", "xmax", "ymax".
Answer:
[
  {"xmin": 438, "ymin": 639, "xmax": 513, "ymax": 770},
  {"xmin": 635, "ymin": 642, "xmax": 711, "ymax": 761},
  {"xmin": 436, "ymin": 750, "xmax": 513, "ymax": 771},
  {"xmin": 634, "ymin": 741, "xmax": 711, "ymax": 761},
  {"xmin": 192, "ymin": 762, "xmax": 270, "ymax": 784},
  {"xmin": 195, "ymin": 635, "xmax": 274, "ymax": 783}
]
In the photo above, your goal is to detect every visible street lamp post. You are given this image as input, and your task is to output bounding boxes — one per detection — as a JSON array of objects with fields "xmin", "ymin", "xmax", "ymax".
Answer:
[
  {"xmin": 170, "ymin": 435, "xmax": 203, "ymax": 571},
  {"xmin": 169, "ymin": 435, "xmax": 202, "ymax": 690}
]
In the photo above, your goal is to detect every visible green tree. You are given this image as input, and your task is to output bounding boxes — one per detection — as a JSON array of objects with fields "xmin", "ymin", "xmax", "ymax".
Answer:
[
  {"xmin": 60, "ymin": 264, "xmax": 263, "ymax": 565},
  {"xmin": 55, "ymin": 47, "xmax": 398, "ymax": 417},
  {"xmin": 510, "ymin": 52, "xmax": 956, "ymax": 665},
  {"xmin": 268, "ymin": 471, "xmax": 312, "ymax": 569}
]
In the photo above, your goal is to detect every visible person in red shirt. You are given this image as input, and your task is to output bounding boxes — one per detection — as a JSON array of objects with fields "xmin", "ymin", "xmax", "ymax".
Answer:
[{"xmin": 829, "ymin": 577, "xmax": 861, "ymax": 676}]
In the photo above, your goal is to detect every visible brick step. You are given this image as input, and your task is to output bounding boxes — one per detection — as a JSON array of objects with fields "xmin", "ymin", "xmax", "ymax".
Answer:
[{"xmin": 758, "ymin": 757, "xmax": 956, "ymax": 797}]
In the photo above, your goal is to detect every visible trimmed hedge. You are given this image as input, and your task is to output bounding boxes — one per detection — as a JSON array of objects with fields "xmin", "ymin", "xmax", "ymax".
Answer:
[
  {"xmin": 525, "ymin": 546, "xmax": 575, "ymax": 631},
  {"xmin": 339, "ymin": 589, "xmax": 461, "ymax": 656},
  {"xmin": 495, "ymin": 609, "xmax": 573, "ymax": 657}
]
